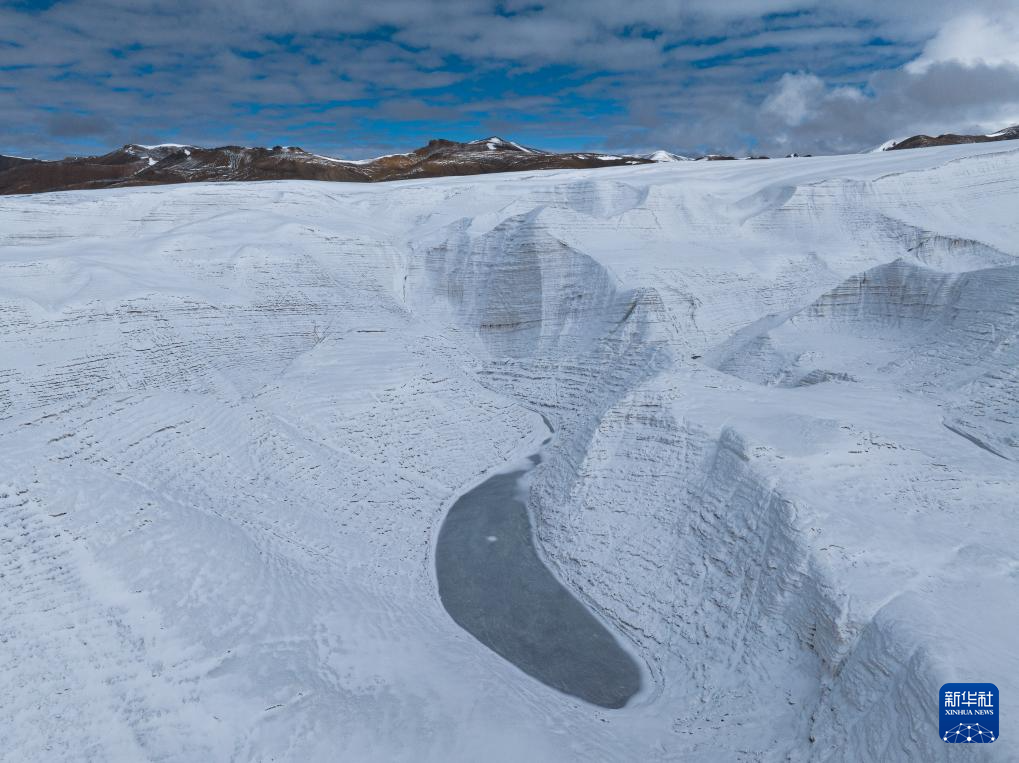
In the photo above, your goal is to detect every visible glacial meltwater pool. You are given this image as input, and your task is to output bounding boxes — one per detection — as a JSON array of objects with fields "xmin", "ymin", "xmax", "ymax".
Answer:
[{"xmin": 435, "ymin": 454, "xmax": 642, "ymax": 709}]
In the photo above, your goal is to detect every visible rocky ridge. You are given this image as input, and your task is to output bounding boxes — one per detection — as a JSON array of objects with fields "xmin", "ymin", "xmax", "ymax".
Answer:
[
  {"xmin": 0, "ymin": 137, "xmax": 651, "ymax": 195},
  {"xmin": 885, "ymin": 124, "xmax": 1019, "ymax": 151}
]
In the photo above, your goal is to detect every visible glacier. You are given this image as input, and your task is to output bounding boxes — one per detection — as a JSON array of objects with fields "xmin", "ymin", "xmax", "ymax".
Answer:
[{"xmin": 0, "ymin": 140, "xmax": 1016, "ymax": 762}]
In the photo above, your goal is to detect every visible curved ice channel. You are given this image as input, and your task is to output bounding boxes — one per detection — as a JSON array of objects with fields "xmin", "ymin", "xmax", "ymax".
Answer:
[{"xmin": 436, "ymin": 453, "xmax": 642, "ymax": 709}]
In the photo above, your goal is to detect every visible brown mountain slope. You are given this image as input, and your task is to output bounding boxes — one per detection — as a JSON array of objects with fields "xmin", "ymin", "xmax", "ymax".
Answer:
[
  {"xmin": 0, "ymin": 137, "xmax": 650, "ymax": 195},
  {"xmin": 886, "ymin": 125, "xmax": 1019, "ymax": 150}
]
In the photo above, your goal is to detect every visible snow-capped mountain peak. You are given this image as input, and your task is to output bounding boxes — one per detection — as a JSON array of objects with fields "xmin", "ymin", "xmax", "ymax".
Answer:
[{"xmin": 642, "ymin": 150, "xmax": 693, "ymax": 162}]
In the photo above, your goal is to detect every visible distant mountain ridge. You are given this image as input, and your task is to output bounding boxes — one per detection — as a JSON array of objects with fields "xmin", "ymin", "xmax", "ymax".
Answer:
[
  {"xmin": 0, "ymin": 137, "xmax": 652, "ymax": 195},
  {"xmin": 10, "ymin": 124, "xmax": 1018, "ymax": 195},
  {"xmin": 884, "ymin": 125, "xmax": 1019, "ymax": 151}
]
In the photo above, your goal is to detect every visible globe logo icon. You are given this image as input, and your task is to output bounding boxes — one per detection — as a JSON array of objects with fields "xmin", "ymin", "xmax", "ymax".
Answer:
[{"xmin": 943, "ymin": 723, "xmax": 995, "ymax": 743}]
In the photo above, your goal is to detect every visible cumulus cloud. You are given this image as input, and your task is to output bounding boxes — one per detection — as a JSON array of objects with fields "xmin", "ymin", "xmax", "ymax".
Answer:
[
  {"xmin": 766, "ymin": 63, "xmax": 1019, "ymax": 152},
  {"xmin": 761, "ymin": 73, "xmax": 827, "ymax": 126},
  {"xmin": 615, "ymin": 6, "xmax": 1019, "ymax": 156},
  {"xmin": 907, "ymin": 12, "xmax": 1019, "ymax": 72},
  {"xmin": 748, "ymin": 10, "xmax": 1019, "ymax": 154}
]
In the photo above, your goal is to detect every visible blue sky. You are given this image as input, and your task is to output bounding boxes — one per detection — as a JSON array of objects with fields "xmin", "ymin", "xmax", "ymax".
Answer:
[{"xmin": 2, "ymin": 0, "xmax": 1018, "ymax": 158}]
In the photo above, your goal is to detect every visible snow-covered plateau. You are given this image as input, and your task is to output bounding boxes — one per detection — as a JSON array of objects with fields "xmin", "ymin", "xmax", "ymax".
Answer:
[{"xmin": 1, "ymin": 140, "xmax": 1017, "ymax": 762}]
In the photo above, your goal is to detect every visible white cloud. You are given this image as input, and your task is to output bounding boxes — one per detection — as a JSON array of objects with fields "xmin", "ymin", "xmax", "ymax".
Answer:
[
  {"xmin": 761, "ymin": 72, "xmax": 826, "ymax": 126},
  {"xmin": 906, "ymin": 13, "xmax": 1019, "ymax": 73}
]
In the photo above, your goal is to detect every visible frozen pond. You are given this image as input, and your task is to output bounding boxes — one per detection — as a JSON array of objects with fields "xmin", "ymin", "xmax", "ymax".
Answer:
[{"xmin": 435, "ymin": 455, "xmax": 642, "ymax": 709}]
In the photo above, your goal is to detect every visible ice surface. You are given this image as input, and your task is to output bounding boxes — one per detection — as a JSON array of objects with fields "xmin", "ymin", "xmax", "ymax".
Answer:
[
  {"xmin": 0, "ymin": 140, "xmax": 1017, "ymax": 762},
  {"xmin": 435, "ymin": 457, "xmax": 642, "ymax": 709}
]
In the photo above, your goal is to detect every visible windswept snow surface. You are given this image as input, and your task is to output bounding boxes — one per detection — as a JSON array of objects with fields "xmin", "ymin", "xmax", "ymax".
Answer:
[{"xmin": 0, "ymin": 141, "xmax": 1017, "ymax": 762}]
